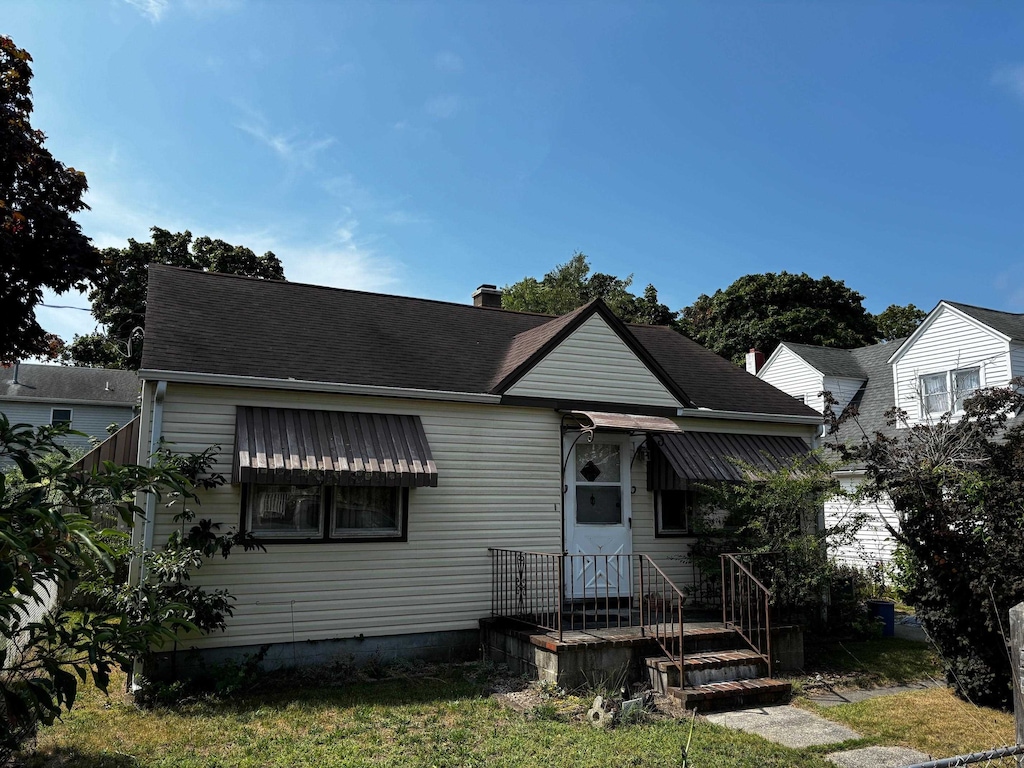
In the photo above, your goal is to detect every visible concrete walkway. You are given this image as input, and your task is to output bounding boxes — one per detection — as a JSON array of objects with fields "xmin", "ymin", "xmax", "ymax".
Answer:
[
  {"xmin": 704, "ymin": 704, "xmax": 932, "ymax": 767},
  {"xmin": 807, "ymin": 679, "xmax": 942, "ymax": 708}
]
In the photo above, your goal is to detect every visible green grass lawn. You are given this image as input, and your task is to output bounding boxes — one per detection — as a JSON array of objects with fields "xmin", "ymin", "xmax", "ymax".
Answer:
[
  {"xmin": 23, "ymin": 667, "xmax": 832, "ymax": 768},
  {"xmin": 800, "ymin": 636, "xmax": 943, "ymax": 688}
]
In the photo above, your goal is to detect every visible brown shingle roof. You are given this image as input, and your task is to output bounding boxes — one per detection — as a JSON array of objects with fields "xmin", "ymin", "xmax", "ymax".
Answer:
[{"xmin": 141, "ymin": 265, "xmax": 817, "ymax": 418}]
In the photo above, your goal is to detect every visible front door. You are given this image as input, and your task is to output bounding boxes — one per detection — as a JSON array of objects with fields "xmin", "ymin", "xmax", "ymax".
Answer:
[{"xmin": 564, "ymin": 435, "xmax": 633, "ymax": 598}]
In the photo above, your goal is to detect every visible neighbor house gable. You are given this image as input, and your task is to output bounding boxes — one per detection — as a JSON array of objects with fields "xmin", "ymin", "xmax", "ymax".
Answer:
[{"xmin": 498, "ymin": 304, "xmax": 687, "ymax": 410}]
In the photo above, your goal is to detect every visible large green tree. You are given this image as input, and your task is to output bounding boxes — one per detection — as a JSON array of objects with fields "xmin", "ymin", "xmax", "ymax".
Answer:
[
  {"xmin": 680, "ymin": 272, "xmax": 879, "ymax": 365},
  {"xmin": 1, "ymin": 36, "xmax": 98, "ymax": 364},
  {"xmin": 873, "ymin": 302, "xmax": 926, "ymax": 342},
  {"xmin": 502, "ymin": 252, "xmax": 676, "ymax": 325},
  {"xmin": 66, "ymin": 227, "xmax": 285, "ymax": 369}
]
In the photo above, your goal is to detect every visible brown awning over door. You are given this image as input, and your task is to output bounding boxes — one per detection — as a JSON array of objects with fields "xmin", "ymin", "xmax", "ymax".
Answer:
[
  {"xmin": 649, "ymin": 431, "xmax": 814, "ymax": 488},
  {"xmin": 233, "ymin": 406, "xmax": 438, "ymax": 487}
]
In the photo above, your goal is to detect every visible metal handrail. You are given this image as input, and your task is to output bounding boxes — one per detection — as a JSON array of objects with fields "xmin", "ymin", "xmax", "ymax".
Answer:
[
  {"xmin": 488, "ymin": 548, "xmax": 688, "ymax": 673},
  {"xmin": 720, "ymin": 552, "xmax": 773, "ymax": 678}
]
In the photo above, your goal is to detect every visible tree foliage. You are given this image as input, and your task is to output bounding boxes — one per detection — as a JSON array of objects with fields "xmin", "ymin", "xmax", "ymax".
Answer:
[
  {"xmin": 502, "ymin": 252, "xmax": 676, "ymax": 325},
  {"xmin": 0, "ymin": 36, "xmax": 98, "ymax": 364},
  {"xmin": 65, "ymin": 227, "xmax": 286, "ymax": 369},
  {"xmin": 0, "ymin": 416, "xmax": 261, "ymax": 758},
  {"xmin": 680, "ymin": 272, "xmax": 879, "ymax": 365},
  {"xmin": 873, "ymin": 303, "xmax": 926, "ymax": 342},
  {"xmin": 832, "ymin": 383, "xmax": 1024, "ymax": 708}
]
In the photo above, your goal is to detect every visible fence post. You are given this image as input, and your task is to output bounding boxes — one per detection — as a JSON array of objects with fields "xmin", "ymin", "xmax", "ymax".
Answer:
[{"xmin": 1011, "ymin": 602, "xmax": 1024, "ymax": 766}]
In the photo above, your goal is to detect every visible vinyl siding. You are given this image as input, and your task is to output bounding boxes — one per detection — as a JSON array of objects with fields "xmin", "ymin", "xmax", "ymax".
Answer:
[
  {"xmin": 149, "ymin": 383, "xmax": 563, "ymax": 650},
  {"xmin": 893, "ymin": 306, "xmax": 1010, "ymax": 423},
  {"xmin": 1011, "ymin": 343, "xmax": 1024, "ymax": 380},
  {"xmin": 825, "ymin": 474, "xmax": 899, "ymax": 569},
  {"xmin": 0, "ymin": 401, "xmax": 135, "ymax": 457},
  {"xmin": 757, "ymin": 346, "xmax": 826, "ymax": 414},
  {"xmin": 505, "ymin": 314, "xmax": 682, "ymax": 408}
]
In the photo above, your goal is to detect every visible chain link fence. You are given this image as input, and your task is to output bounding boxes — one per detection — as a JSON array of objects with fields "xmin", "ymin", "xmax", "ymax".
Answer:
[{"xmin": 904, "ymin": 744, "xmax": 1024, "ymax": 767}]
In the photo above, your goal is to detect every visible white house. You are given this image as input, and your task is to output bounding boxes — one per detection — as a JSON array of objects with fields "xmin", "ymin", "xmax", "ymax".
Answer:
[
  {"xmin": 757, "ymin": 300, "xmax": 1024, "ymax": 569},
  {"xmin": 126, "ymin": 265, "xmax": 821, "ymax": 675}
]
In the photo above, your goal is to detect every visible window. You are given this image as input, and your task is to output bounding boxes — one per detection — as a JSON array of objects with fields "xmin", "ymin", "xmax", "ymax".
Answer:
[
  {"xmin": 920, "ymin": 367, "xmax": 981, "ymax": 416},
  {"xmin": 50, "ymin": 408, "xmax": 73, "ymax": 427},
  {"xmin": 244, "ymin": 484, "xmax": 407, "ymax": 542},
  {"xmin": 656, "ymin": 490, "xmax": 695, "ymax": 537},
  {"xmin": 574, "ymin": 442, "xmax": 622, "ymax": 526}
]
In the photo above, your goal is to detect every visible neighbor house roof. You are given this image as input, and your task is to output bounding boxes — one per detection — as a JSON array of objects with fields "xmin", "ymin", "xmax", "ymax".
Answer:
[
  {"xmin": 141, "ymin": 266, "xmax": 818, "ymax": 419},
  {"xmin": 780, "ymin": 342, "xmax": 867, "ymax": 379},
  {"xmin": 831, "ymin": 338, "xmax": 907, "ymax": 444},
  {"xmin": 0, "ymin": 364, "xmax": 139, "ymax": 406},
  {"xmin": 944, "ymin": 301, "xmax": 1024, "ymax": 343}
]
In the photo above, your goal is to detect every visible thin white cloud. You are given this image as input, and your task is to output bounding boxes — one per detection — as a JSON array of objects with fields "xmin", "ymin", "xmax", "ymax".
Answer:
[
  {"xmin": 435, "ymin": 51, "xmax": 463, "ymax": 74},
  {"xmin": 236, "ymin": 117, "xmax": 335, "ymax": 171},
  {"xmin": 992, "ymin": 64, "xmax": 1024, "ymax": 102},
  {"xmin": 123, "ymin": 0, "xmax": 168, "ymax": 22},
  {"xmin": 425, "ymin": 94, "xmax": 461, "ymax": 120}
]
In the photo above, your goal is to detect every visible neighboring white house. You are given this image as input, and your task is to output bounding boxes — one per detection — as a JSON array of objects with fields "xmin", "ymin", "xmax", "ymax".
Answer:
[
  {"xmin": 756, "ymin": 300, "xmax": 1024, "ymax": 569},
  {"xmin": 0, "ymin": 363, "xmax": 139, "ymax": 458},
  {"xmin": 127, "ymin": 265, "xmax": 822, "ymax": 673}
]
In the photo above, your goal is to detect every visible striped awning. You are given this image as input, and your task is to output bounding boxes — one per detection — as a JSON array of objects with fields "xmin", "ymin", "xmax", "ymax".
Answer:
[
  {"xmin": 562, "ymin": 410, "xmax": 682, "ymax": 433},
  {"xmin": 233, "ymin": 406, "xmax": 437, "ymax": 487},
  {"xmin": 649, "ymin": 431, "xmax": 814, "ymax": 487}
]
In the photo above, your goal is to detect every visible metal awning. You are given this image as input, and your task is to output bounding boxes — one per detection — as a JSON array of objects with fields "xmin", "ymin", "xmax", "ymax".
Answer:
[
  {"xmin": 649, "ymin": 431, "xmax": 814, "ymax": 486},
  {"xmin": 561, "ymin": 410, "xmax": 682, "ymax": 433},
  {"xmin": 233, "ymin": 406, "xmax": 438, "ymax": 487}
]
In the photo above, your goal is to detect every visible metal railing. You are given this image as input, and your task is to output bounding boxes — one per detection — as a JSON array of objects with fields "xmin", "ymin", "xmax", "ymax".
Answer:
[
  {"xmin": 488, "ymin": 549, "xmax": 688, "ymax": 670},
  {"xmin": 721, "ymin": 552, "xmax": 773, "ymax": 678}
]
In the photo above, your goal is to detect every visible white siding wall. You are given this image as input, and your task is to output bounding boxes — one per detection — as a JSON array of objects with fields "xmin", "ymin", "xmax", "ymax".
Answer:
[
  {"xmin": 151, "ymin": 383, "xmax": 563, "ymax": 650},
  {"xmin": 1010, "ymin": 343, "xmax": 1024, "ymax": 380},
  {"xmin": 0, "ymin": 401, "xmax": 135, "ymax": 457},
  {"xmin": 823, "ymin": 376, "xmax": 867, "ymax": 416},
  {"xmin": 506, "ymin": 315, "xmax": 682, "ymax": 408},
  {"xmin": 825, "ymin": 474, "xmax": 899, "ymax": 569},
  {"xmin": 893, "ymin": 306, "xmax": 1010, "ymax": 423},
  {"xmin": 757, "ymin": 346, "xmax": 826, "ymax": 414}
]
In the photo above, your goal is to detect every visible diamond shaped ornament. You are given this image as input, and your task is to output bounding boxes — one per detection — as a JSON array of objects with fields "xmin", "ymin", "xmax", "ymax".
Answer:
[{"xmin": 580, "ymin": 460, "xmax": 602, "ymax": 482}]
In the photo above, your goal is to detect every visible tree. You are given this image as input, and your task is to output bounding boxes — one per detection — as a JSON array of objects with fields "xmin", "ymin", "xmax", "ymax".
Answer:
[
  {"xmin": 873, "ymin": 303, "xmax": 926, "ymax": 342},
  {"xmin": 502, "ymin": 252, "xmax": 676, "ymax": 325},
  {"xmin": 831, "ymin": 383, "xmax": 1024, "ymax": 708},
  {"xmin": 0, "ymin": 417, "xmax": 261, "ymax": 757},
  {"xmin": 680, "ymin": 272, "xmax": 879, "ymax": 366},
  {"xmin": 0, "ymin": 36, "xmax": 98, "ymax": 364},
  {"xmin": 65, "ymin": 228, "xmax": 285, "ymax": 369}
]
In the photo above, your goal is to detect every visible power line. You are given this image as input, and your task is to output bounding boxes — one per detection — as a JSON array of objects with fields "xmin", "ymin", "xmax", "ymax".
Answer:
[{"xmin": 40, "ymin": 304, "xmax": 92, "ymax": 311}]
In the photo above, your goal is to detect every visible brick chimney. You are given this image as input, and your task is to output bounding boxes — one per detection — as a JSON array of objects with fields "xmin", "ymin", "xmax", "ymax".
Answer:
[
  {"xmin": 472, "ymin": 284, "xmax": 502, "ymax": 309},
  {"xmin": 745, "ymin": 348, "xmax": 765, "ymax": 375}
]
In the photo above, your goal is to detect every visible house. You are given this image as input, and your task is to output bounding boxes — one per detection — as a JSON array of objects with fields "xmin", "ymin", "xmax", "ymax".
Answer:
[
  {"xmin": 756, "ymin": 300, "xmax": 1024, "ymax": 569},
  {"xmin": 0, "ymin": 363, "xmax": 139, "ymax": 459},
  {"xmin": 129, "ymin": 265, "xmax": 820, "ymax": 680}
]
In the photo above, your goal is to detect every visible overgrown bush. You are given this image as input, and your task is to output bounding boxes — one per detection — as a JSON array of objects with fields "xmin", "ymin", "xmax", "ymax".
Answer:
[
  {"xmin": 832, "ymin": 380, "xmax": 1024, "ymax": 708},
  {"xmin": 0, "ymin": 415, "xmax": 261, "ymax": 759}
]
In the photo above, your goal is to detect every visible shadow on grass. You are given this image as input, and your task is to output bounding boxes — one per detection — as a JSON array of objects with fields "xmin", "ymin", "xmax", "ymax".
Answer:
[
  {"xmin": 152, "ymin": 673, "xmax": 490, "ymax": 718},
  {"xmin": 20, "ymin": 746, "xmax": 140, "ymax": 768},
  {"xmin": 803, "ymin": 636, "xmax": 942, "ymax": 685}
]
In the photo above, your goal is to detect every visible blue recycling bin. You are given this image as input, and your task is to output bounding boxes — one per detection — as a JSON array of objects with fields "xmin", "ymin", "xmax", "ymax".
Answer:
[{"xmin": 867, "ymin": 599, "xmax": 896, "ymax": 637}]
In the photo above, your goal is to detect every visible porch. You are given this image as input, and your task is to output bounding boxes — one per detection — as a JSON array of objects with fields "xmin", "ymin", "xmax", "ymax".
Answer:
[{"xmin": 482, "ymin": 548, "xmax": 803, "ymax": 710}]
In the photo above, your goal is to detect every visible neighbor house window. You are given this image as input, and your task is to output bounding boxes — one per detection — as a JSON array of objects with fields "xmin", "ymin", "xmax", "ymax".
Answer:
[
  {"xmin": 656, "ymin": 489, "xmax": 695, "ymax": 537},
  {"xmin": 245, "ymin": 484, "xmax": 407, "ymax": 542},
  {"xmin": 50, "ymin": 408, "xmax": 73, "ymax": 427},
  {"xmin": 920, "ymin": 366, "xmax": 981, "ymax": 416}
]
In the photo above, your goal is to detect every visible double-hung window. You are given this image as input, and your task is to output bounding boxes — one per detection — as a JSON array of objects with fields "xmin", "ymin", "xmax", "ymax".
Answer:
[{"xmin": 919, "ymin": 366, "xmax": 981, "ymax": 417}]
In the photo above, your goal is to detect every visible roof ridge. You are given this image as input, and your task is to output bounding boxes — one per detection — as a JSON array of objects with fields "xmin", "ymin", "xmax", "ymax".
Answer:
[{"xmin": 148, "ymin": 263, "xmax": 561, "ymax": 319}]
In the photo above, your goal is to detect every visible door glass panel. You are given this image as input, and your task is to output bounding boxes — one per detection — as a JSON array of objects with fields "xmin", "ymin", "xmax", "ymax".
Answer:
[
  {"xmin": 576, "ymin": 486, "xmax": 622, "ymax": 525},
  {"xmin": 575, "ymin": 443, "xmax": 620, "ymax": 482}
]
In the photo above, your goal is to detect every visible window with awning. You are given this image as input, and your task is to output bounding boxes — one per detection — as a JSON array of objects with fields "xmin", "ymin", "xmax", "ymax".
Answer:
[
  {"xmin": 648, "ymin": 431, "xmax": 814, "ymax": 489},
  {"xmin": 233, "ymin": 406, "xmax": 437, "ymax": 542}
]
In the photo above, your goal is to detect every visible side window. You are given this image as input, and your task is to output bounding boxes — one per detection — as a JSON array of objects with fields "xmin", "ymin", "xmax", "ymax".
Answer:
[
  {"xmin": 656, "ymin": 489, "xmax": 694, "ymax": 537},
  {"xmin": 50, "ymin": 408, "xmax": 73, "ymax": 427}
]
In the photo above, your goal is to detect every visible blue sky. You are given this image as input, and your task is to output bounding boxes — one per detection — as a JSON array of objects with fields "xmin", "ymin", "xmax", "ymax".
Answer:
[{"xmin": 8, "ymin": 1, "xmax": 1024, "ymax": 344}]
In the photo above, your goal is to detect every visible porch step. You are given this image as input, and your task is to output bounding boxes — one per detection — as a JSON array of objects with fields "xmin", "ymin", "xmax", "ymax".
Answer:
[
  {"xmin": 681, "ymin": 626, "xmax": 748, "ymax": 653},
  {"xmin": 670, "ymin": 678, "xmax": 792, "ymax": 712},
  {"xmin": 645, "ymin": 649, "xmax": 767, "ymax": 693}
]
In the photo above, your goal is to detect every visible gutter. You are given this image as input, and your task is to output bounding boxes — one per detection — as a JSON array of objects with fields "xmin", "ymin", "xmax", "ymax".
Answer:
[
  {"xmin": 0, "ymin": 396, "xmax": 138, "ymax": 407},
  {"xmin": 678, "ymin": 407, "xmax": 823, "ymax": 427},
  {"xmin": 136, "ymin": 369, "xmax": 503, "ymax": 405}
]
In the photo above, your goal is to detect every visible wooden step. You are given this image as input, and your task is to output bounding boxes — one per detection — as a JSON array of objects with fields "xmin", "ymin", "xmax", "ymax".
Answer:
[
  {"xmin": 681, "ymin": 626, "xmax": 748, "ymax": 653},
  {"xmin": 646, "ymin": 649, "xmax": 767, "ymax": 692},
  {"xmin": 670, "ymin": 678, "xmax": 792, "ymax": 712}
]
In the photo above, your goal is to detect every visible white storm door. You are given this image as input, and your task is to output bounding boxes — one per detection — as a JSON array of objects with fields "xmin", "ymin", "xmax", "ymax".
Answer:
[{"xmin": 564, "ymin": 435, "xmax": 632, "ymax": 598}]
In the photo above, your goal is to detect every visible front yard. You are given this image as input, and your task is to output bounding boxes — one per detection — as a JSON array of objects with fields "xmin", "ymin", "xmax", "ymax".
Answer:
[{"xmin": 19, "ymin": 645, "xmax": 1016, "ymax": 768}]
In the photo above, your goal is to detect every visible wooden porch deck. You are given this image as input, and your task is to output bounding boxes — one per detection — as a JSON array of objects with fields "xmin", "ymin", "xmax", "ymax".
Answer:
[{"xmin": 482, "ymin": 616, "xmax": 730, "ymax": 652}]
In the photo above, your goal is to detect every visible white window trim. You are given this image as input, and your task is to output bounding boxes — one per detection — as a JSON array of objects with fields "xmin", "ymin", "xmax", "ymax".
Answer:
[
  {"xmin": 50, "ymin": 407, "xmax": 73, "ymax": 427},
  {"xmin": 918, "ymin": 365, "xmax": 983, "ymax": 418}
]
